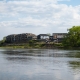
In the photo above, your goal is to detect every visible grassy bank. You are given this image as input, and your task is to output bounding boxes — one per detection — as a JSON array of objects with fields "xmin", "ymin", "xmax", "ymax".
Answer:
[
  {"xmin": 1, "ymin": 40, "xmax": 80, "ymax": 50},
  {"xmin": 1, "ymin": 43, "xmax": 80, "ymax": 50},
  {"xmin": 0, "ymin": 42, "xmax": 64, "ymax": 49}
]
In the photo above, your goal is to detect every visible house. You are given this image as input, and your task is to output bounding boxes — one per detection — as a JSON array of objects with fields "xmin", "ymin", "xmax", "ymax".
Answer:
[
  {"xmin": 15, "ymin": 34, "xmax": 23, "ymax": 42},
  {"xmin": 6, "ymin": 34, "xmax": 16, "ymax": 43},
  {"xmin": 5, "ymin": 33, "xmax": 37, "ymax": 43},
  {"xmin": 27, "ymin": 33, "xmax": 37, "ymax": 40},
  {"xmin": 52, "ymin": 33, "xmax": 67, "ymax": 43},
  {"xmin": 15, "ymin": 33, "xmax": 37, "ymax": 43},
  {"xmin": 37, "ymin": 34, "xmax": 49, "ymax": 40}
]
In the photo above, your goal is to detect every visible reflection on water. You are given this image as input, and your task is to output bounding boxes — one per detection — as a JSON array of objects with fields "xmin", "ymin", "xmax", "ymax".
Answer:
[
  {"xmin": 69, "ymin": 61, "xmax": 80, "ymax": 70},
  {"xmin": 0, "ymin": 49, "xmax": 80, "ymax": 80}
]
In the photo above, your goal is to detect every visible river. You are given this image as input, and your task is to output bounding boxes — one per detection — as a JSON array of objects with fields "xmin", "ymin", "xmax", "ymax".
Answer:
[{"xmin": 0, "ymin": 48, "xmax": 80, "ymax": 80}]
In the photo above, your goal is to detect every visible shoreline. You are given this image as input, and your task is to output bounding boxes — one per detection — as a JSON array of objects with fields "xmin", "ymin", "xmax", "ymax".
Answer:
[
  {"xmin": 0, "ymin": 45, "xmax": 80, "ymax": 50},
  {"xmin": 0, "ymin": 42, "xmax": 80, "ymax": 50}
]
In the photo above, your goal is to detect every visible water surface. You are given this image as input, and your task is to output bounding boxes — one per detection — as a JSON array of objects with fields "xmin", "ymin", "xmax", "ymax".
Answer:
[{"xmin": 0, "ymin": 48, "xmax": 80, "ymax": 80}]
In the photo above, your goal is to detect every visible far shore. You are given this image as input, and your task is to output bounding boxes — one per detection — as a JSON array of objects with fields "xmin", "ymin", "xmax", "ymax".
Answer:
[{"xmin": 0, "ymin": 44, "xmax": 80, "ymax": 50}]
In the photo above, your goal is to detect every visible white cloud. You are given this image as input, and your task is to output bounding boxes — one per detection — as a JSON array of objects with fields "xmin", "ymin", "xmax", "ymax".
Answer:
[{"xmin": 0, "ymin": 0, "xmax": 80, "ymax": 39}]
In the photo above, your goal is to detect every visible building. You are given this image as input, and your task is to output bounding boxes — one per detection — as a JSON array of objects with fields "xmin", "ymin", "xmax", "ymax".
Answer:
[
  {"xmin": 52, "ymin": 33, "xmax": 67, "ymax": 43},
  {"xmin": 5, "ymin": 33, "xmax": 37, "ymax": 43},
  {"xmin": 27, "ymin": 33, "xmax": 37, "ymax": 40},
  {"xmin": 37, "ymin": 34, "xmax": 49, "ymax": 40},
  {"xmin": 5, "ymin": 33, "xmax": 67, "ymax": 43},
  {"xmin": 6, "ymin": 34, "xmax": 16, "ymax": 43}
]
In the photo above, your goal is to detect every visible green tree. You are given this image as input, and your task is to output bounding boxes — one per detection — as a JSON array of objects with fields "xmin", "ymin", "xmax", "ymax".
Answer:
[
  {"xmin": 63, "ymin": 26, "xmax": 80, "ymax": 47},
  {"xmin": 0, "ymin": 37, "xmax": 6, "ymax": 46},
  {"xmin": 47, "ymin": 33, "xmax": 51, "ymax": 36},
  {"xmin": 29, "ymin": 40, "xmax": 35, "ymax": 46},
  {"xmin": 0, "ymin": 40, "xmax": 5, "ymax": 46}
]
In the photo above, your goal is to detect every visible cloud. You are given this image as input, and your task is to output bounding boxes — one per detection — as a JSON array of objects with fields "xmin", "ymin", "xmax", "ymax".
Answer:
[{"xmin": 0, "ymin": 0, "xmax": 80, "ymax": 39}]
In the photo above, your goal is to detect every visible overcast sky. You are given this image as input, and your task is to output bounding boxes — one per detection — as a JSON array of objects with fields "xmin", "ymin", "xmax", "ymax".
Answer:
[{"xmin": 0, "ymin": 0, "xmax": 80, "ymax": 40}]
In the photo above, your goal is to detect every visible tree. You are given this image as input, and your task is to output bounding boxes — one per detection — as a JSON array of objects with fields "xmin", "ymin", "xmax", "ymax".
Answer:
[
  {"xmin": 29, "ymin": 40, "xmax": 35, "ymax": 46},
  {"xmin": 0, "ymin": 40, "xmax": 5, "ymax": 46},
  {"xmin": 63, "ymin": 26, "xmax": 80, "ymax": 47},
  {"xmin": 47, "ymin": 33, "xmax": 51, "ymax": 36}
]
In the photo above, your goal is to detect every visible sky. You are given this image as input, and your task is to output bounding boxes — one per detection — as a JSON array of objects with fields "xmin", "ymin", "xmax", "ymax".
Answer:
[{"xmin": 0, "ymin": 0, "xmax": 80, "ymax": 40}]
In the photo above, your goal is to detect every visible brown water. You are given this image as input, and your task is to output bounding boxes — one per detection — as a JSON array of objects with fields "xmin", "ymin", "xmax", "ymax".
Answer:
[{"xmin": 0, "ymin": 48, "xmax": 80, "ymax": 80}]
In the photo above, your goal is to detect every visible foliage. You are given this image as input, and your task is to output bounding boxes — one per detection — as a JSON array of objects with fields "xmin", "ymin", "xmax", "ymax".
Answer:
[
  {"xmin": 47, "ymin": 33, "xmax": 51, "ymax": 36},
  {"xmin": 29, "ymin": 40, "xmax": 35, "ymax": 46},
  {"xmin": 53, "ymin": 43, "xmax": 63, "ymax": 47},
  {"xmin": 63, "ymin": 26, "xmax": 80, "ymax": 47},
  {"xmin": 0, "ymin": 40, "xmax": 5, "ymax": 46}
]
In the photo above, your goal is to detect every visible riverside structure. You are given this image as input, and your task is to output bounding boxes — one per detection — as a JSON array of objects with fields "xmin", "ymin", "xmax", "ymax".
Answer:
[{"xmin": 5, "ymin": 33, "xmax": 67, "ymax": 43}]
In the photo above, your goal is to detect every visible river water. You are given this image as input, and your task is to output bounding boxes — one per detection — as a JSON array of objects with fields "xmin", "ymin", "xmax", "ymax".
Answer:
[{"xmin": 0, "ymin": 48, "xmax": 80, "ymax": 80}]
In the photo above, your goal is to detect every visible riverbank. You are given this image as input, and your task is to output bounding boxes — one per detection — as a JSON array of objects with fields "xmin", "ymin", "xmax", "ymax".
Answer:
[
  {"xmin": 0, "ymin": 42, "xmax": 80, "ymax": 50},
  {"xmin": 0, "ymin": 42, "xmax": 64, "ymax": 49}
]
